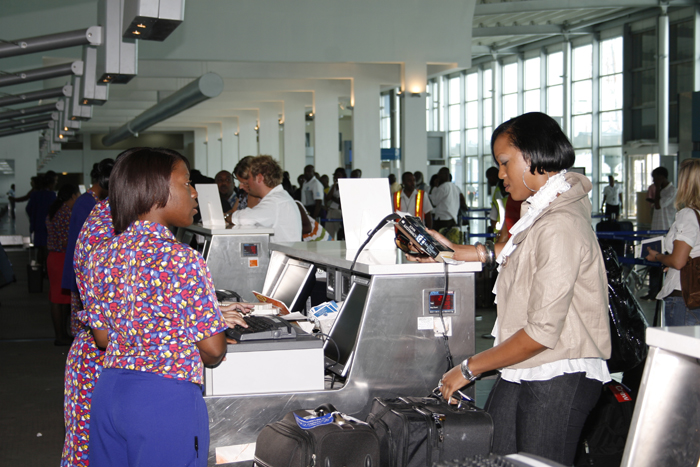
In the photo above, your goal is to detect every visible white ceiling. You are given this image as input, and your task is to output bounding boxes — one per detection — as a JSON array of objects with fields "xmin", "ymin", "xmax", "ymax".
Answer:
[{"xmin": 0, "ymin": 0, "xmax": 694, "ymax": 138}]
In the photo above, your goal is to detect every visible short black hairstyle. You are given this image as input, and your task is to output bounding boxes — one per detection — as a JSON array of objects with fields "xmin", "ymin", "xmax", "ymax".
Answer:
[
  {"xmin": 402, "ymin": 171, "xmax": 414, "ymax": 183},
  {"xmin": 491, "ymin": 112, "xmax": 574, "ymax": 175},
  {"xmin": 109, "ymin": 147, "xmax": 189, "ymax": 233},
  {"xmin": 96, "ymin": 158, "xmax": 115, "ymax": 192},
  {"xmin": 652, "ymin": 167, "xmax": 669, "ymax": 179}
]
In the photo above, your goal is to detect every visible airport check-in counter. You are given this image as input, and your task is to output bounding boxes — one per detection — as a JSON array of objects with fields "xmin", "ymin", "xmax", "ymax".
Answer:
[
  {"xmin": 621, "ymin": 326, "xmax": 700, "ymax": 467},
  {"xmin": 176, "ymin": 224, "xmax": 274, "ymax": 302},
  {"xmin": 205, "ymin": 241, "xmax": 481, "ymax": 465}
]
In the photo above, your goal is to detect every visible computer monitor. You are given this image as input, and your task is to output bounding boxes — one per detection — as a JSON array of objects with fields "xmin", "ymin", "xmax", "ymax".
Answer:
[
  {"xmin": 269, "ymin": 259, "xmax": 317, "ymax": 313},
  {"xmin": 324, "ymin": 279, "xmax": 369, "ymax": 378}
]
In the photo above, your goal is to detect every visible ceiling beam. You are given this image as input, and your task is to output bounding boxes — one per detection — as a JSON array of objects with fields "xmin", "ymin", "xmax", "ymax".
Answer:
[
  {"xmin": 474, "ymin": 0, "xmax": 693, "ymax": 16},
  {"xmin": 473, "ymin": 25, "xmax": 594, "ymax": 37}
]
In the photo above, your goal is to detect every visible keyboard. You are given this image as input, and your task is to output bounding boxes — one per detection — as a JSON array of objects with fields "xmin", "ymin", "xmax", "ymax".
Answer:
[{"xmin": 225, "ymin": 315, "xmax": 296, "ymax": 341}]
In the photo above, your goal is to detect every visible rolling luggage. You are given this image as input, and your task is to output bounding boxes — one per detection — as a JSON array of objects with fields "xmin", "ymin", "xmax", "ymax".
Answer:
[
  {"xmin": 366, "ymin": 393, "xmax": 493, "ymax": 467},
  {"xmin": 254, "ymin": 404, "xmax": 381, "ymax": 467}
]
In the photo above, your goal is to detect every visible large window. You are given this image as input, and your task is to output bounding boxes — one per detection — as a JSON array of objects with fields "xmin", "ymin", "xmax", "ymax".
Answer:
[
  {"xmin": 502, "ymin": 61, "xmax": 518, "ymax": 122},
  {"xmin": 600, "ymin": 36, "xmax": 624, "ymax": 210},
  {"xmin": 629, "ymin": 28, "xmax": 656, "ymax": 140},
  {"xmin": 447, "ymin": 75, "xmax": 461, "ymax": 158},
  {"xmin": 523, "ymin": 57, "xmax": 540, "ymax": 113},
  {"xmin": 380, "ymin": 93, "xmax": 392, "ymax": 149},
  {"xmin": 669, "ymin": 19, "xmax": 695, "ymax": 138},
  {"xmin": 547, "ymin": 51, "xmax": 563, "ymax": 119}
]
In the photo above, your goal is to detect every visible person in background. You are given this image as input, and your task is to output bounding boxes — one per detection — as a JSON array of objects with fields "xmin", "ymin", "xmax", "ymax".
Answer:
[
  {"xmin": 214, "ymin": 170, "xmax": 236, "ymax": 213},
  {"xmin": 231, "ymin": 156, "xmax": 260, "ymax": 212},
  {"xmin": 84, "ymin": 148, "xmax": 232, "ymax": 467},
  {"xmin": 46, "ymin": 184, "xmax": 80, "ymax": 346},
  {"xmin": 282, "ymin": 171, "xmax": 295, "ymax": 198},
  {"xmin": 601, "ymin": 175, "xmax": 623, "ymax": 220},
  {"xmin": 429, "ymin": 167, "xmax": 461, "ymax": 231},
  {"xmin": 393, "ymin": 171, "xmax": 433, "ymax": 228},
  {"xmin": 11, "ymin": 176, "xmax": 38, "ymax": 203},
  {"xmin": 414, "ymin": 171, "xmax": 428, "ymax": 192},
  {"xmin": 325, "ymin": 167, "xmax": 346, "ymax": 240},
  {"xmin": 645, "ymin": 158, "xmax": 700, "ymax": 325},
  {"xmin": 301, "ymin": 165, "xmax": 325, "ymax": 220},
  {"xmin": 27, "ymin": 171, "xmax": 58, "ymax": 276},
  {"xmin": 6, "ymin": 183, "xmax": 15, "ymax": 218},
  {"xmin": 486, "ymin": 166, "xmax": 506, "ymax": 235},
  {"xmin": 320, "ymin": 174, "xmax": 330, "ymax": 196},
  {"xmin": 295, "ymin": 200, "xmax": 331, "ymax": 241},
  {"xmin": 229, "ymin": 155, "xmax": 302, "ymax": 243},
  {"xmin": 388, "ymin": 173, "xmax": 402, "ymax": 194},
  {"xmin": 60, "ymin": 158, "xmax": 114, "ymax": 467},
  {"xmin": 350, "ymin": 168, "xmax": 362, "ymax": 179},
  {"xmin": 417, "ymin": 112, "xmax": 611, "ymax": 465},
  {"xmin": 642, "ymin": 166, "xmax": 677, "ymax": 300}
]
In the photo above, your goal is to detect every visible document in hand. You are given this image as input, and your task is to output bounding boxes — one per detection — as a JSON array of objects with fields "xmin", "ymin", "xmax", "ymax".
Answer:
[{"xmin": 636, "ymin": 236, "xmax": 664, "ymax": 261}]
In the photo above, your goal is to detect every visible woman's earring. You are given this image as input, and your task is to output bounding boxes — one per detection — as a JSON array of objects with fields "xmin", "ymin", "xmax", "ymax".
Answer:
[{"xmin": 522, "ymin": 167, "xmax": 537, "ymax": 192}]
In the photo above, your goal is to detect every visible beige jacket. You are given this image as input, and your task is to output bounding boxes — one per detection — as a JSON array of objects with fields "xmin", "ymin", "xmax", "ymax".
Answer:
[{"xmin": 496, "ymin": 172, "xmax": 611, "ymax": 369}]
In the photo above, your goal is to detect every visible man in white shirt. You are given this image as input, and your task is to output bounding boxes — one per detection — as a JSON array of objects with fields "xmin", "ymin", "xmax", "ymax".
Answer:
[
  {"xmin": 601, "ymin": 176, "xmax": 623, "ymax": 220},
  {"xmin": 393, "ymin": 172, "xmax": 433, "ymax": 228},
  {"xmin": 429, "ymin": 167, "xmax": 461, "ymax": 230},
  {"xmin": 301, "ymin": 165, "xmax": 325, "ymax": 219},
  {"xmin": 230, "ymin": 155, "xmax": 302, "ymax": 243}
]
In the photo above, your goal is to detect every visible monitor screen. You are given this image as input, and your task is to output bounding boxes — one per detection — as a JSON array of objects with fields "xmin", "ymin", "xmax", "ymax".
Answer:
[
  {"xmin": 324, "ymin": 280, "xmax": 369, "ymax": 378},
  {"xmin": 269, "ymin": 259, "xmax": 316, "ymax": 313}
]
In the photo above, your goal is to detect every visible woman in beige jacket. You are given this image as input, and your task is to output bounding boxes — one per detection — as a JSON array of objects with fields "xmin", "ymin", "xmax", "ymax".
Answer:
[{"xmin": 427, "ymin": 112, "xmax": 611, "ymax": 465}]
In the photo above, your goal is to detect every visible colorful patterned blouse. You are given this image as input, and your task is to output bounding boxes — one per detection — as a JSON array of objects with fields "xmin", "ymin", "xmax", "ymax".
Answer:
[
  {"xmin": 75, "ymin": 200, "xmax": 115, "ymax": 329},
  {"xmin": 46, "ymin": 203, "xmax": 72, "ymax": 252},
  {"xmin": 83, "ymin": 220, "xmax": 227, "ymax": 384}
]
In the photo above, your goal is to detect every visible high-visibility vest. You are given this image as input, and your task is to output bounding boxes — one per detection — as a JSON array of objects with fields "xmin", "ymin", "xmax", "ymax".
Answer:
[{"xmin": 394, "ymin": 189, "xmax": 425, "ymax": 219}]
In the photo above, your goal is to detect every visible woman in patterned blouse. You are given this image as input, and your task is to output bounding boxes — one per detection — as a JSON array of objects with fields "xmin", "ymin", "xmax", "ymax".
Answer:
[
  {"xmin": 83, "ymin": 148, "xmax": 230, "ymax": 467},
  {"xmin": 46, "ymin": 183, "xmax": 79, "ymax": 346}
]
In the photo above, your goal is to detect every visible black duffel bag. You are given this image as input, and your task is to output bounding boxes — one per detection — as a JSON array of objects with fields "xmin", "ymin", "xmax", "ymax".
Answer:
[
  {"xmin": 366, "ymin": 391, "xmax": 493, "ymax": 467},
  {"xmin": 254, "ymin": 404, "xmax": 380, "ymax": 467}
]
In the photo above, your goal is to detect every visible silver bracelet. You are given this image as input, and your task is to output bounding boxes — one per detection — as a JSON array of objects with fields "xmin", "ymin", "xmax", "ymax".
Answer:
[
  {"xmin": 460, "ymin": 358, "xmax": 480, "ymax": 382},
  {"xmin": 483, "ymin": 240, "xmax": 496, "ymax": 270}
]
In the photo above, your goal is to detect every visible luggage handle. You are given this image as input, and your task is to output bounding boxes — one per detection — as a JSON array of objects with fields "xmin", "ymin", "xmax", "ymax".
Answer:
[
  {"xmin": 314, "ymin": 403, "xmax": 338, "ymax": 416},
  {"xmin": 429, "ymin": 387, "xmax": 475, "ymax": 410}
]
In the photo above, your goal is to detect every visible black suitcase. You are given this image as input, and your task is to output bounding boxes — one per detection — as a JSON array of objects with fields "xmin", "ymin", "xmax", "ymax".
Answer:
[
  {"xmin": 254, "ymin": 404, "xmax": 381, "ymax": 467},
  {"xmin": 366, "ymin": 394, "xmax": 493, "ymax": 467}
]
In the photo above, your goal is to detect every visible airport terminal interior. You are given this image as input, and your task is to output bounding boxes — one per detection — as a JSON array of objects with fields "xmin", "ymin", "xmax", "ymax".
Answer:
[{"xmin": 1, "ymin": 0, "xmax": 699, "ymax": 466}]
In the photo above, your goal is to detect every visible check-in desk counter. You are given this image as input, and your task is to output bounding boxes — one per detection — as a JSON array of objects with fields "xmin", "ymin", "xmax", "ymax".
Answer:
[
  {"xmin": 206, "ymin": 241, "xmax": 481, "ymax": 465},
  {"xmin": 622, "ymin": 326, "xmax": 700, "ymax": 467},
  {"xmin": 176, "ymin": 224, "xmax": 274, "ymax": 302}
]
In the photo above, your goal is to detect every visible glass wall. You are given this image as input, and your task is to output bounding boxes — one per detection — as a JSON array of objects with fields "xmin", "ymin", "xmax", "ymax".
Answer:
[{"xmin": 413, "ymin": 8, "xmax": 695, "ymax": 220}]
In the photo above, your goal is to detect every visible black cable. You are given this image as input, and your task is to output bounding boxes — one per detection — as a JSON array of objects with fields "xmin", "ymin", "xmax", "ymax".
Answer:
[
  {"xmin": 350, "ymin": 213, "xmax": 400, "ymax": 273},
  {"xmin": 315, "ymin": 331, "xmax": 341, "ymax": 371}
]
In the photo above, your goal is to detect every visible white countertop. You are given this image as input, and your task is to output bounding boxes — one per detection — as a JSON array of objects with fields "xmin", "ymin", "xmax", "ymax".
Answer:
[
  {"xmin": 270, "ymin": 241, "xmax": 482, "ymax": 275},
  {"xmin": 180, "ymin": 224, "xmax": 274, "ymax": 236},
  {"xmin": 646, "ymin": 326, "xmax": 700, "ymax": 359}
]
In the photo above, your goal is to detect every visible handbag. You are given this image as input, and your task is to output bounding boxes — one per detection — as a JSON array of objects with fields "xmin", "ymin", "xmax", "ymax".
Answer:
[
  {"xmin": 598, "ymin": 243, "xmax": 648, "ymax": 373},
  {"xmin": 680, "ymin": 209, "xmax": 700, "ymax": 309}
]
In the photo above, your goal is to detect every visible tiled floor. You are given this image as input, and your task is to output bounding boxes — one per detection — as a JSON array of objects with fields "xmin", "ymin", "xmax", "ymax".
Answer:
[{"xmin": 0, "ymin": 213, "xmax": 658, "ymax": 466}]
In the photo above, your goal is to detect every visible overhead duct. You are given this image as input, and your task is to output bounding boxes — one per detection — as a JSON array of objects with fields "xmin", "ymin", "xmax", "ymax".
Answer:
[
  {"xmin": 102, "ymin": 72, "xmax": 223, "ymax": 146},
  {"xmin": 0, "ymin": 113, "xmax": 57, "ymax": 131},
  {"xmin": 0, "ymin": 85, "xmax": 71, "ymax": 108},
  {"xmin": 0, "ymin": 27, "xmax": 102, "ymax": 59},
  {"xmin": 0, "ymin": 102, "xmax": 63, "ymax": 122},
  {"xmin": 122, "ymin": 0, "xmax": 185, "ymax": 41},
  {"xmin": 0, "ymin": 122, "xmax": 51, "ymax": 139},
  {"xmin": 0, "ymin": 61, "xmax": 83, "ymax": 88},
  {"xmin": 97, "ymin": 0, "xmax": 138, "ymax": 84}
]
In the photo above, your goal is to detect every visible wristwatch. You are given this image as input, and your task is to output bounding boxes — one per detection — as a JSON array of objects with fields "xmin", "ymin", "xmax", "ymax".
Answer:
[{"xmin": 460, "ymin": 358, "xmax": 480, "ymax": 383}]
